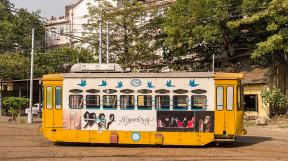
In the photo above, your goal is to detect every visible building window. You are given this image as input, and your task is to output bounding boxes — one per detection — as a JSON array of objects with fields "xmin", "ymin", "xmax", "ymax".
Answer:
[
  {"xmin": 120, "ymin": 95, "xmax": 135, "ymax": 110},
  {"xmin": 173, "ymin": 95, "xmax": 188, "ymax": 110},
  {"xmin": 244, "ymin": 94, "xmax": 258, "ymax": 112},
  {"xmin": 103, "ymin": 95, "xmax": 117, "ymax": 109},
  {"xmin": 137, "ymin": 95, "xmax": 152, "ymax": 110},
  {"xmin": 155, "ymin": 95, "xmax": 170, "ymax": 110},
  {"xmin": 86, "ymin": 95, "xmax": 100, "ymax": 109},
  {"xmin": 55, "ymin": 86, "xmax": 62, "ymax": 109},
  {"xmin": 191, "ymin": 95, "xmax": 207, "ymax": 109},
  {"xmin": 69, "ymin": 95, "xmax": 83, "ymax": 109}
]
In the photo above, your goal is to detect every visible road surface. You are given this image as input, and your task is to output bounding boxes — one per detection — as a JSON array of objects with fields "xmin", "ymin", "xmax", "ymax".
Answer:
[{"xmin": 0, "ymin": 117, "xmax": 287, "ymax": 161}]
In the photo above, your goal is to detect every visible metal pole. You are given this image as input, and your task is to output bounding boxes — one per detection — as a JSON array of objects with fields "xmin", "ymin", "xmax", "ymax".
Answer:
[
  {"xmin": 212, "ymin": 54, "xmax": 215, "ymax": 72},
  {"xmin": 28, "ymin": 28, "xmax": 35, "ymax": 124},
  {"xmin": 0, "ymin": 79, "xmax": 2, "ymax": 116},
  {"xmin": 99, "ymin": 17, "xmax": 102, "ymax": 64},
  {"xmin": 106, "ymin": 20, "xmax": 109, "ymax": 64}
]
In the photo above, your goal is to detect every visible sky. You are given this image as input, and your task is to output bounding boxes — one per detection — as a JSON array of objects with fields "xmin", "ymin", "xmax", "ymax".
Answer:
[{"xmin": 10, "ymin": 0, "xmax": 79, "ymax": 18}]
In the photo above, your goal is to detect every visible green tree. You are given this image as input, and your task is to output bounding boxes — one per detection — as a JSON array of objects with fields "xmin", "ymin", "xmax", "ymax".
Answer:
[
  {"xmin": 2, "ymin": 97, "xmax": 29, "ymax": 120},
  {"xmin": 162, "ymin": 0, "xmax": 245, "ymax": 70},
  {"xmin": 34, "ymin": 47, "xmax": 96, "ymax": 77},
  {"xmin": 228, "ymin": 0, "xmax": 288, "ymax": 65},
  {"xmin": 0, "ymin": 53, "xmax": 29, "ymax": 80},
  {"xmin": 0, "ymin": 0, "xmax": 44, "ymax": 53},
  {"xmin": 261, "ymin": 87, "xmax": 288, "ymax": 116},
  {"xmin": 84, "ymin": 0, "xmax": 161, "ymax": 69}
]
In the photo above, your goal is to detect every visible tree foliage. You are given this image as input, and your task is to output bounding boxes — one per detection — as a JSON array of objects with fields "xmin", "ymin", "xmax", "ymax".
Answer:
[
  {"xmin": 34, "ymin": 47, "xmax": 96, "ymax": 77},
  {"xmin": 161, "ymin": 0, "xmax": 243, "ymax": 70},
  {"xmin": 0, "ymin": 53, "xmax": 29, "ymax": 80},
  {"xmin": 261, "ymin": 87, "xmax": 288, "ymax": 116},
  {"xmin": 0, "ymin": 0, "xmax": 44, "ymax": 53},
  {"xmin": 228, "ymin": 0, "xmax": 288, "ymax": 62},
  {"xmin": 84, "ymin": 0, "xmax": 161, "ymax": 68},
  {"xmin": 0, "ymin": 47, "xmax": 95, "ymax": 80}
]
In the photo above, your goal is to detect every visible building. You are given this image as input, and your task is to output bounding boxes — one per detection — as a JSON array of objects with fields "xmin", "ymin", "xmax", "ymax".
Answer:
[
  {"xmin": 242, "ymin": 67, "xmax": 288, "ymax": 118},
  {"xmin": 0, "ymin": 79, "xmax": 42, "ymax": 116},
  {"xmin": 45, "ymin": 16, "xmax": 70, "ymax": 48},
  {"xmin": 45, "ymin": 0, "xmax": 175, "ymax": 49}
]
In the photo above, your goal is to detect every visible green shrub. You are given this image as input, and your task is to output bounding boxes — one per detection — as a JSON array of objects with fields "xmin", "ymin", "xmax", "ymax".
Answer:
[{"xmin": 2, "ymin": 97, "xmax": 29, "ymax": 120}]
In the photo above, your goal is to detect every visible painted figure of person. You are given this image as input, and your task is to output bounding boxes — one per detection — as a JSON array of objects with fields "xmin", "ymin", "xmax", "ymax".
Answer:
[
  {"xmin": 157, "ymin": 119, "xmax": 164, "ymax": 128},
  {"xmin": 204, "ymin": 115, "xmax": 212, "ymax": 132},
  {"xmin": 163, "ymin": 117, "xmax": 171, "ymax": 127},
  {"xmin": 106, "ymin": 114, "xmax": 115, "ymax": 129},
  {"xmin": 176, "ymin": 117, "xmax": 187, "ymax": 128},
  {"xmin": 97, "ymin": 113, "xmax": 106, "ymax": 130},
  {"xmin": 171, "ymin": 117, "xmax": 178, "ymax": 127},
  {"xmin": 187, "ymin": 116, "xmax": 195, "ymax": 128},
  {"xmin": 83, "ymin": 111, "xmax": 96, "ymax": 129},
  {"xmin": 198, "ymin": 119, "xmax": 204, "ymax": 132}
]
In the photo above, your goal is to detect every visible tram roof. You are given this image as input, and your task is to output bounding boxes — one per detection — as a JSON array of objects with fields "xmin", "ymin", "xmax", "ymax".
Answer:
[
  {"xmin": 62, "ymin": 72, "xmax": 214, "ymax": 78},
  {"xmin": 42, "ymin": 72, "xmax": 243, "ymax": 80}
]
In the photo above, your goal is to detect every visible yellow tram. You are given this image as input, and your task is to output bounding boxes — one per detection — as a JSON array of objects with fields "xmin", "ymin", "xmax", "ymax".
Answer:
[{"xmin": 42, "ymin": 63, "xmax": 246, "ymax": 146}]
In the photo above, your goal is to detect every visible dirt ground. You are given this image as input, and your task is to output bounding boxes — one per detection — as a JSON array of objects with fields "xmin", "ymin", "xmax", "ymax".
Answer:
[{"xmin": 0, "ymin": 116, "xmax": 288, "ymax": 161}]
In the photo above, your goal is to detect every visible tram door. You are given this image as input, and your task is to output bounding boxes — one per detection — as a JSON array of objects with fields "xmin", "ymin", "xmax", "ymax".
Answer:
[
  {"xmin": 215, "ymin": 80, "xmax": 237, "ymax": 136},
  {"xmin": 44, "ymin": 82, "xmax": 63, "ymax": 128}
]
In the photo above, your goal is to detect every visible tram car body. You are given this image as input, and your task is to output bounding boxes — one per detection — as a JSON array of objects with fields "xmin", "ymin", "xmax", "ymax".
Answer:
[{"xmin": 42, "ymin": 64, "xmax": 246, "ymax": 146}]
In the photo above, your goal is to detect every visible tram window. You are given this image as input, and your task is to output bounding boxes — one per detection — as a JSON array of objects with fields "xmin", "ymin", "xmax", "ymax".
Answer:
[
  {"xmin": 55, "ymin": 86, "xmax": 62, "ymax": 109},
  {"xmin": 138, "ymin": 89, "xmax": 152, "ymax": 94},
  {"xmin": 86, "ymin": 89, "xmax": 100, "ymax": 94},
  {"xmin": 69, "ymin": 89, "xmax": 83, "ymax": 94},
  {"xmin": 120, "ymin": 95, "xmax": 135, "ymax": 110},
  {"xmin": 227, "ymin": 86, "xmax": 234, "ymax": 111},
  {"xmin": 173, "ymin": 95, "xmax": 188, "ymax": 110},
  {"xmin": 138, "ymin": 95, "xmax": 152, "ymax": 110},
  {"xmin": 46, "ymin": 86, "xmax": 53, "ymax": 109},
  {"xmin": 155, "ymin": 89, "xmax": 170, "ymax": 94},
  {"xmin": 103, "ymin": 89, "xmax": 117, "ymax": 94},
  {"xmin": 191, "ymin": 95, "xmax": 207, "ymax": 109},
  {"xmin": 120, "ymin": 89, "xmax": 135, "ymax": 94},
  {"xmin": 173, "ymin": 89, "xmax": 188, "ymax": 94},
  {"xmin": 216, "ymin": 86, "xmax": 224, "ymax": 110},
  {"xmin": 237, "ymin": 85, "xmax": 243, "ymax": 111},
  {"xmin": 86, "ymin": 95, "xmax": 100, "ymax": 109},
  {"xmin": 155, "ymin": 95, "xmax": 170, "ymax": 110},
  {"xmin": 69, "ymin": 95, "xmax": 83, "ymax": 109},
  {"xmin": 103, "ymin": 95, "xmax": 117, "ymax": 109}
]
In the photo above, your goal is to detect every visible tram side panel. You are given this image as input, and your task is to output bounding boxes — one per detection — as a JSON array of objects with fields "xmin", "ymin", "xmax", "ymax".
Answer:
[{"xmin": 44, "ymin": 76, "xmax": 220, "ymax": 145}]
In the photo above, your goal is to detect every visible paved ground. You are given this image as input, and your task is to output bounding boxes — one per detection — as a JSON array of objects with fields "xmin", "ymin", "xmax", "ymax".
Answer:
[{"xmin": 0, "ymin": 116, "xmax": 288, "ymax": 161}]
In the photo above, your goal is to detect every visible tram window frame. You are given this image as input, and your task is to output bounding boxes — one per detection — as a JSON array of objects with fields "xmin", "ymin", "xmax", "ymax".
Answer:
[
  {"xmin": 155, "ymin": 95, "xmax": 170, "ymax": 110},
  {"xmin": 103, "ymin": 95, "xmax": 117, "ymax": 110},
  {"xmin": 86, "ymin": 95, "xmax": 100, "ymax": 109},
  {"xmin": 226, "ymin": 86, "xmax": 234, "ymax": 111},
  {"xmin": 69, "ymin": 95, "xmax": 83, "ymax": 109},
  {"xmin": 137, "ymin": 95, "xmax": 152, "ymax": 110},
  {"xmin": 173, "ymin": 95, "xmax": 188, "ymax": 110},
  {"xmin": 120, "ymin": 95, "xmax": 135, "ymax": 110},
  {"xmin": 191, "ymin": 95, "xmax": 207, "ymax": 110},
  {"xmin": 55, "ymin": 86, "xmax": 62, "ymax": 110},
  {"xmin": 46, "ymin": 86, "xmax": 53, "ymax": 109},
  {"xmin": 237, "ymin": 85, "xmax": 243, "ymax": 111},
  {"xmin": 216, "ymin": 86, "xmax": 224, "ymax": 110}
]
